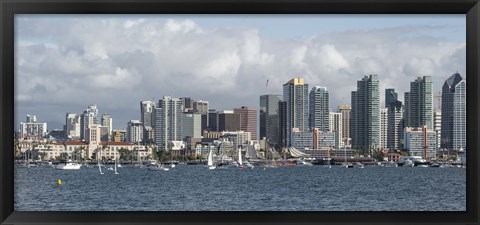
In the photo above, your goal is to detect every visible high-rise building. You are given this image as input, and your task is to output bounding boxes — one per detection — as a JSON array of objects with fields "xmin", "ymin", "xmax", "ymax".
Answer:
[
  {"xmin": 65, "ymin": 113, "xmax": 81, "ymax": 139},
  {"xmin": 351, "ymin": 75, "xmax": 380, "ymax": 154},
  {"xmin": 234, "ymin": 106, "xmax": 257, "ymax": 140},
  {"xmin": 434, "ymin": 110, "xmax": 442, "ymax": 149},
  {"xmin": 80, "ymin": 105, "xmax": 99, "ymax": 140},
  {"xmin": 404, "ymin": 126, "xmax": 436, "ymax": 159},
  {"xmin": 101, "ymin": 113, "xmax": 112, "ymax": 141},
  {"xmin": 20, "ymin": 115, "xmax": 47, "ymax": 139},
  {"xmin": 259, "ymin": 94, "xmax": 283, "ymax": 147},
  {"xmin": 86, "ymin": 124, "xmax": 101, "ymax": 145},
  {"xmin": 207, "ymin": 109, "xmax": 217, "ymax": 132},
  {"xmin": 385, "ymin": 88, "xmax": 398, "ymax": 108},
  {"xmin": 380, "ymin": 108, "xmax": 388, "ymax": 149},
  {"xmin": 26, "ymin": 114, "xmax": 37, "ymax": 123},
  {"xmin": 338, "ymin": 105, "xmax": 351, "ymax": 147},
  {"xmin": 309, "ymin": 86, "xmax": 330, "ymax": 131},
  {"xmin": 193, "ymin": 100, "xmax": 209, "ymax": 113},
  {"xmin": 278, "ymin": 101, "xmax": 287, "ymax": 147},
  {"xmin": 404, "ymin": 76, "xmax": 433, "ymax": 130},
  {"xmin": 217, "ymin": 110, "xmax": 241, "ymax": 132},
  {"xmin": 387, "ymin": 101, "xmax": 403, "ymax": 151},
  {"xmin": 181, "ymin": 97, "xmax": 194, "ymax": 112},
  {"xmin": 140, "ymin": 101, "xmax": 155, "ymax": 127},
  {"xmin": 154, "ymin": 96, "xmax": 183, "ymax": 150},
  {"xmin": 140, "ymin": 101, "xmax": 156, "ymax": 144},
  {"xmin": 441, "ymin": 72, "xmax": 466, "ymax": 151},
  {"xmin": 181, "ymin": 113, "xmax": 202, "ymax": 139},
  {"xmin": 283, "ymin": 78, "xmax": 309, "ymax": 147},
  {"xmin": 127, "ymin": 120, "xmax": 143, "ymax": 144},
  {"xmin": 329, "ymin": 112, "xmax": 342, "ymax": 148}
]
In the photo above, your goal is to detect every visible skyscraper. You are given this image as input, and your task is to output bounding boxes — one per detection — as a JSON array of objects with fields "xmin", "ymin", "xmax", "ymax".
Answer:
[
  {"xmin": 351, "ymin": 75, "xmax": 380, "ymax": 154},
  {"xmin": 434, "ymin": 110, "xmax": 442, "ymax": 149},
  {"xmin": 127, "ymin": 120, "xmax": 143, "ymax": 144},
  {"xmin": 207, "ymin": 109, "xmax": 217, "ymax": 132},
  {"xmin": 260, "ymin": 94, "xmax": 283, "ymax": 146},
  {"xmin": 154, "ymin": 96, "xmax": 183, "ymax": 150},
  {"xmin": 234, "ymin": 106, "xmax": 257, "ymax": 140},
  {"xmin": 65, "ymin": 113, "xmax": 81, "ymax": 139},
  {"xmin": 217, "ymin": 110, "xmax": 241, "ymax": 132},
  {"xmin": 387, "ymin": 101, "xmax": 403, "ymax": 150},
  {"xmin": 283, "ymin": 78, "xmax": 309, "ymax": 147},
  {"xmin": 404, "ymin": 76, "xmax": 433, "ymax": 129},
  {"xmin": 385, "ymin": 88, "xmax": 398, "ymax": 108},
  {"xmin": 101, "ymin": 113, "xmax": 112, "ymax": 141},
  {"xmin": 278, "ymin": 101, "xmax": 287, "ymax": 147},
  {"xmin": 140, "ymin": 101, "xmax": 156, "ymax": 144},
  {"xmin": 309, "ymin": 86, "xmax": 330, "ymax": 131},
  {"xmin": 338, "ymin": 105, "xmax": 351, "ymax": 147},
  {"xmin": 441, "ymin": 72, "xmax": 466, "ymax": 151},
  {"xmin": 329, "ymin": 112, "xmax": 343, "ymax": 148},
  {"xmin": 380, "ymin": 108, "xmax": 388, "ymax": 149},
  {"xmin": 80, "ymin": 105, "xmax": 99, "ymax": 140}
]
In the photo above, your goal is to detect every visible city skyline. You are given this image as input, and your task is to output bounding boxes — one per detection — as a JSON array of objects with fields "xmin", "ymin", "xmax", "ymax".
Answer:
[{"xmin": 15, "ymin": 15, "xmax": 466, "ymax": 130}]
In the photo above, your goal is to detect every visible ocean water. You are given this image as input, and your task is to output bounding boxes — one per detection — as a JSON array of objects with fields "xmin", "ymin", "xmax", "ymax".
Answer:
[{"xmin": 14, "ymin": 164, "xmax": 466, "ymax": 211}]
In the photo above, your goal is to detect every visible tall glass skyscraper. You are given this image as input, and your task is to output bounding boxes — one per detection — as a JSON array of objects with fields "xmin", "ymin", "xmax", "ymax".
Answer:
[
  {"xmin": 283, "ymin": 78, "xmax": 309, "ymax": 147},
  {"xmin": 351, "ymin": 75, "xmax": 380, "ymax": 154},
  {"xmin": 260, "ymin": 94, "xmax": 283, "ymax": 147},
  {"xmin": 441, "ymin": 72, "xmax": 466, "ymax": 151},
  {"xmin": 404, "ymin": 76, "xmax": 433, "ymax": 130},
  {"xmin": 309, "ymin": 86, "xmax": 330, "ymax": 131}
]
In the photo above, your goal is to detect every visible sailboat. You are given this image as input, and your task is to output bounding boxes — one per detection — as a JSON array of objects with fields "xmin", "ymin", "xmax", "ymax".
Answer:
[
  {"xmin": 208, "ymin": 149, "xmax": 216, "ymax": 170},
  {"xmin": 98, "ymin": 159, "xmax": 104, "ymax": 175},
  {"xmin": 97, "ymin": 149, "xmax": 104, "ymax": 174},
  {"xmin": 238, "ymin": 147, "xmax": 244, "ymax": 168},
  {"xmin": 114, "ymin": 149, "xmax": 119, "ymax": 174}
]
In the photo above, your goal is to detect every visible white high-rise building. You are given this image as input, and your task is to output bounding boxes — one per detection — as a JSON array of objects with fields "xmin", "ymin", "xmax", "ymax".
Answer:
[
  {"xmin": 80, "ymin": 105, "xmax": 99, "ymax": 140},
  {"xmin": 434, "ymin": 110, "xmax": 442, "ymax": 149},
  {"xmin": 380, "ymin": 108, "xmax": 388, "ymax": 149},
  {"xmin": 65, "ymin": 113, "xmax": 81, "ymax": 139},
  {"xmin": 154, "ymin": 96, "xmax": 183, "ymax": 150},
  {"xmin": 127, "ymin": 120, "xmax": 143, "ymax": 144},
  {"xmin": 329, "ymin": 112, "xmax": 343, "ymax": 148},
  {"xmin": 140, "ymin": 101, "xmax": 156, "ymax": 144}
]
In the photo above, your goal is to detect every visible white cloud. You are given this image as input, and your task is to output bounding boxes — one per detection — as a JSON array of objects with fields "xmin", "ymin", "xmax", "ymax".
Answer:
[{"xmin": 15, "ymin": 17, "xmax": 466, "ymax": 129}]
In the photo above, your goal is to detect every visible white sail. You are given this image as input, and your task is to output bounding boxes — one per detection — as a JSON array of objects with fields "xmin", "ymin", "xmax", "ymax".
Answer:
[
  {"xmin": 207, "ymin": 149, "xmax": 213, "ymax": 166},
  {"xmin": 98, "ymin": 160, "xmax": 104, "ymax": 175},
  {"xmin": 238, "ymin": 148, "xmax": 243, "ymax": 166},
  {"xmin": 114, "ymin": 149, "xmax": 119, "ymax": 174}
]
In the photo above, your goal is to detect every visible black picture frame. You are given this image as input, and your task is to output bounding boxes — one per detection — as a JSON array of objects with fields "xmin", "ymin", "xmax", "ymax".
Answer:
[{"xmin": 1, "ymin": 0, "xmax": 479, "ymax": 224}]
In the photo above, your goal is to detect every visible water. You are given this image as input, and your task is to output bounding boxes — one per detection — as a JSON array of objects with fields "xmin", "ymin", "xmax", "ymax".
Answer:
[{"xmin": 14, "ymin": 164, "xmax": 466, "ymax": 211}]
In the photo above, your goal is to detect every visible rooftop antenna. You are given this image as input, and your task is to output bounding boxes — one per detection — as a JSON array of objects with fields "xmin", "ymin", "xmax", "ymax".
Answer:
[{"xmin": 266, "ymin": 78, "xmax": 269, "ymax": 94}]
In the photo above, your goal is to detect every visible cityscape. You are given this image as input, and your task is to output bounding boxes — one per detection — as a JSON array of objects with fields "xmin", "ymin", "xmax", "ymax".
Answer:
[
  {"xmin": 14, "ymin": 15, "xmax": 467, "ymax": 211},
  {"xmin": 15, "ymin": 72, "xmax": 466, "ymax": 168}
]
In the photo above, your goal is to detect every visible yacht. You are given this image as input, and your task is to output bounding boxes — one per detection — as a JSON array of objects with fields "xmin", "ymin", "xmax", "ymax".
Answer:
[{"xmin": 56, "ymin": 160, "xmax": 82, "ymax": 170}]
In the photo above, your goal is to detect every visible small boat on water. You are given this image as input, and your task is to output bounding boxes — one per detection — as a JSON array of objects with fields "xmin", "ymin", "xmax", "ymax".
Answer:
[
  {"xmin": 56, "ymin": 160, "xmax": 82, "ymax": 170},
  {"xmin": 147, "ymin": 164, "xmax": 169, "ymax": 171}
]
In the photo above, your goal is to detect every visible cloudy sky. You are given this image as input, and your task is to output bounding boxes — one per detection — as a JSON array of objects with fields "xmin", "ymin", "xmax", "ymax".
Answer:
[{"xmin": 15, "ymin": 15, "xmax": 466, "ymax": 130}]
